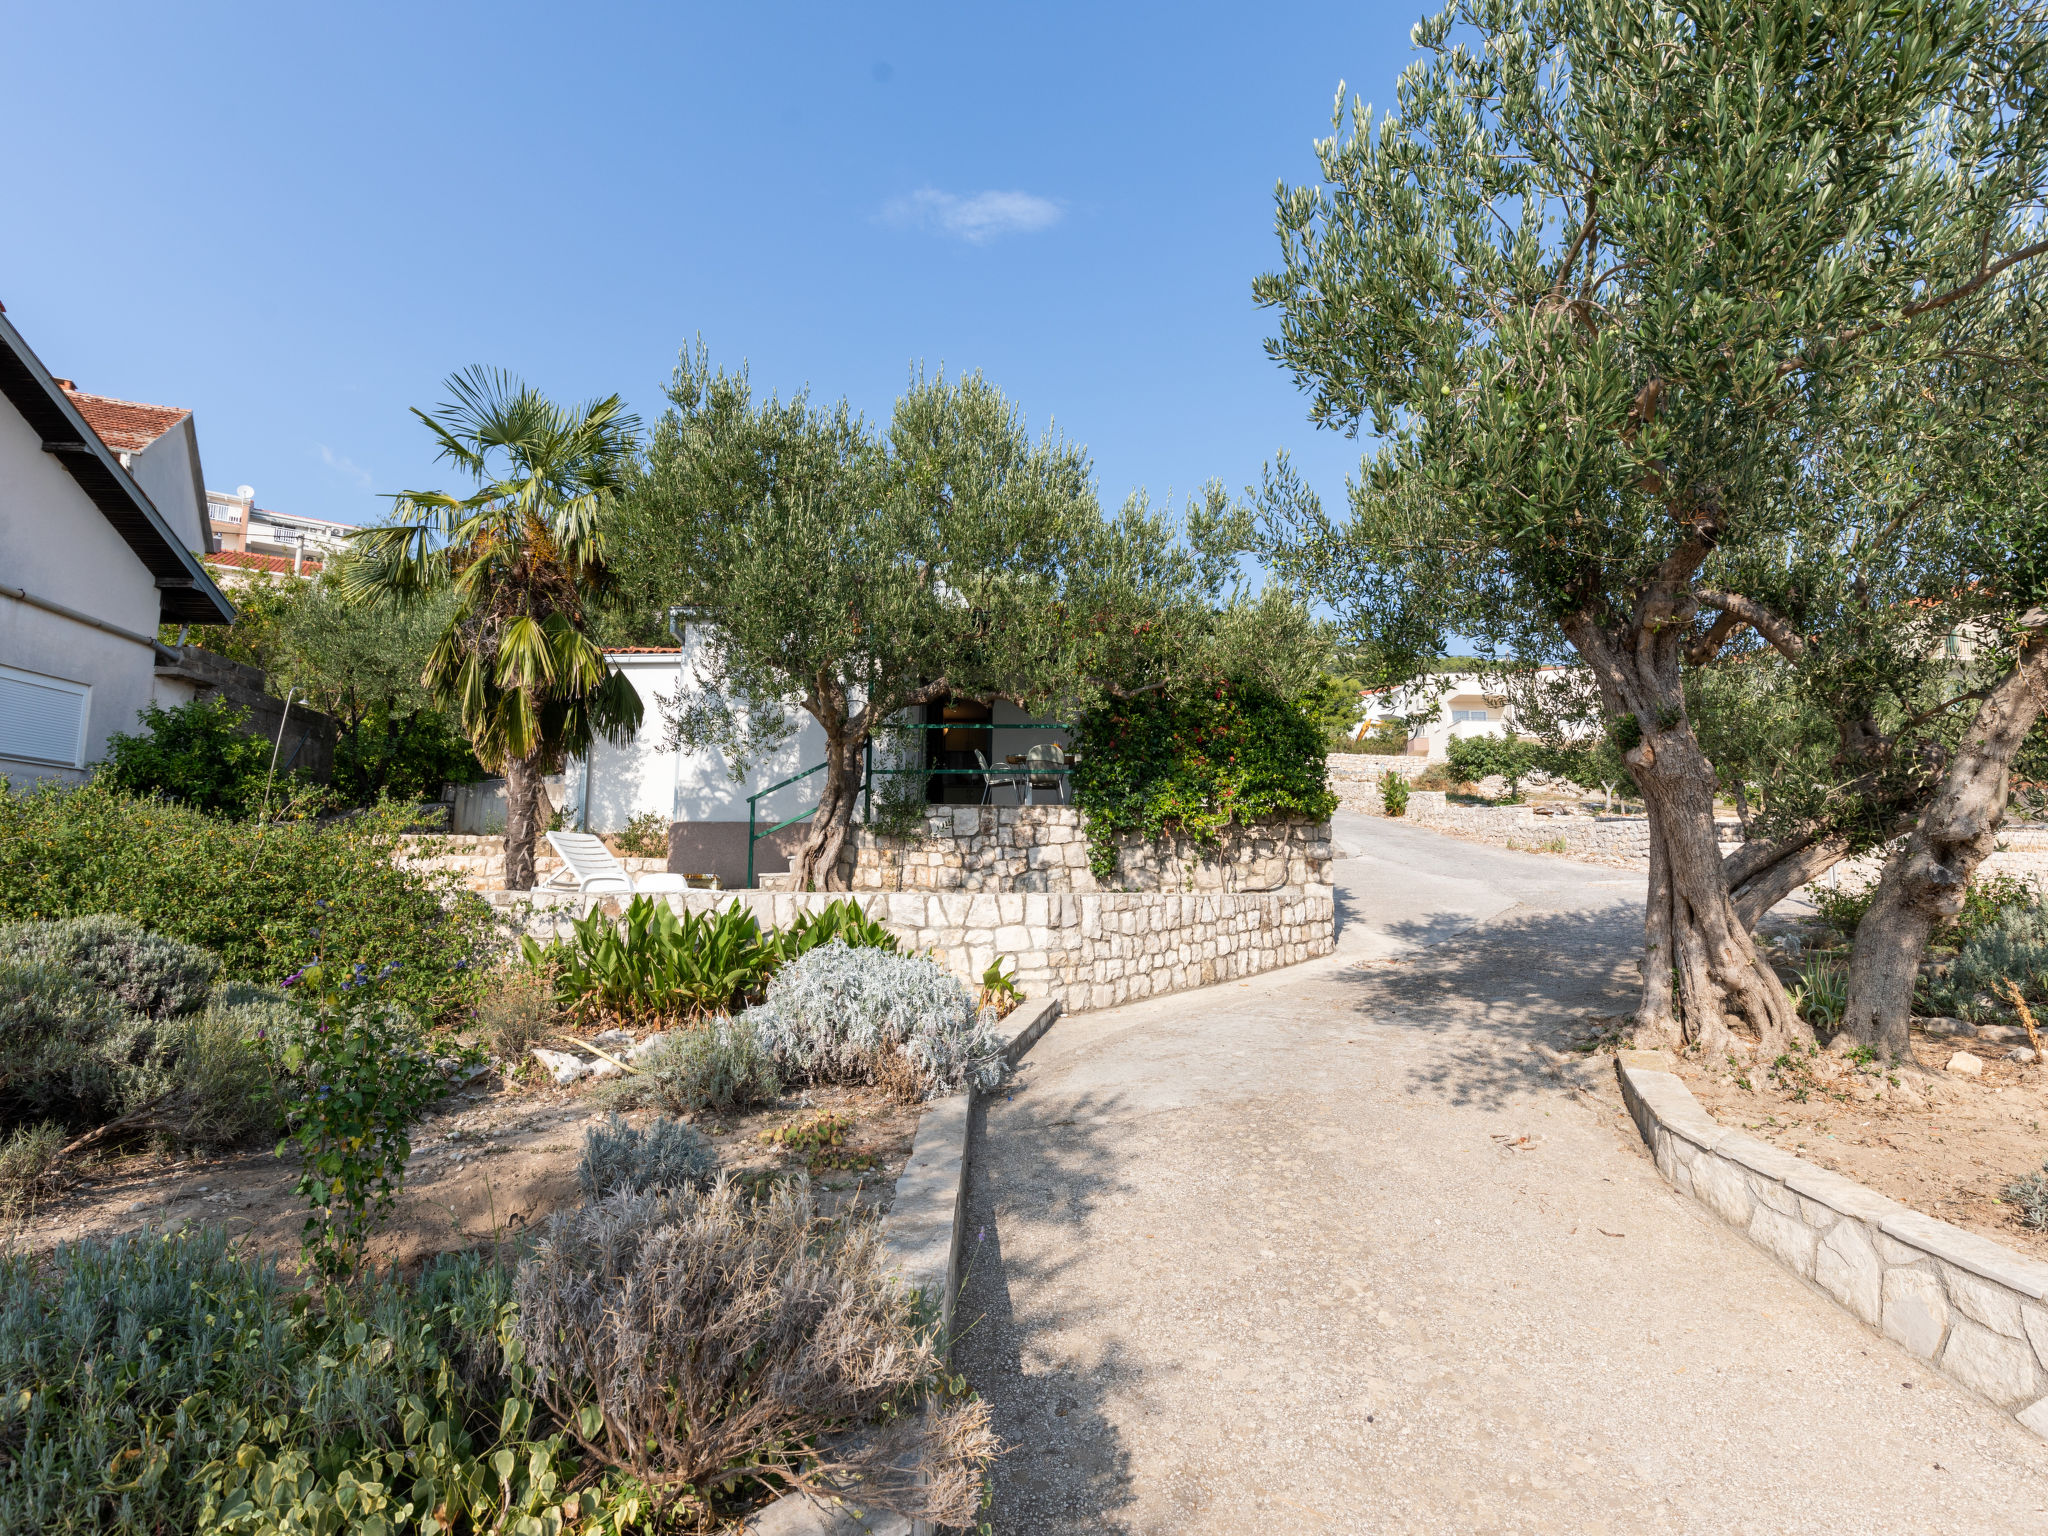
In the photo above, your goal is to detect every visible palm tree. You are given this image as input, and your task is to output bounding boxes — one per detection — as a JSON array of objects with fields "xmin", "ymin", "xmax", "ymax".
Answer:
[{"xmin": 338, "ymin": 368, "xmax": 644, "ymax": 889}]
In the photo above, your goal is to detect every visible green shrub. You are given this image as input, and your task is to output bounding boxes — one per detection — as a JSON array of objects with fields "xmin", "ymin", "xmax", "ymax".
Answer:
[
  {"xmin": 776, "ymin": 897, "xmax": 900, "ymax": 961},
  {"xmin": 155, "ymin": 998, "xmax": 276, "ymax": 1152},
  {"xmin": 577, "ymin": 1113, "xmax": 716, "ymax": 1197},
  {"xmin": 0, "ymin": 1121, "xmax": 65, "ymax": 1211},
  {"xmin": 1379, "ymin": 769, "xmax": 1409, "ymax": 817},
  {"xmin": 1814, "ymin": 872, "xmax": 2039, "ymax": 951},
  {"xmin": 1788, "ymin": 955, "xmax": 1849, "ymax": 1031},
  {"xmin": 614, "ymin": 810, "xmax": 671, "ymax": 859},
  {"xmin": 98, "ymin": 696, "xmax": 309, "ymax": 819},
  {"xmin": 0, "ymin": 914, "xmax": 218, "ymax": 1019},
  {"xmin": 632, "ymin": 1016, "xmax": 782, "ymax": 1114},
  {"xmin": 1445, "ymin": 731, "xmax": 1542, "ymax": 800},
  {"xmin": 0, "ymin": 779, "xmax": 493, "ymax": 1023},
  {"xmin": 0, "ymin": 1231, "xmax": 610, "ymax": 1536},
  {"xmin": 1071, "ymin": 678, "xmax": 1337, "ymax": 883},
  {"xmin": 522, "ymin": 896, "xmax": 901, "ymax": 1024},
  {"xmin": 264, "ymin": 977, "xmax": 458, "ymax": 1278}
]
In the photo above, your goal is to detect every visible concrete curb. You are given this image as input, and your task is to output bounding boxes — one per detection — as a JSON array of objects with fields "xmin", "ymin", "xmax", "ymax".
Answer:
[
  {"xmin": 1616, "ymin": 1051, "xmax": 2048, "ymax": 1439},
  {"xmin": 742, "ymin": 995, "xmax": 1062, "ymax": 1535}
]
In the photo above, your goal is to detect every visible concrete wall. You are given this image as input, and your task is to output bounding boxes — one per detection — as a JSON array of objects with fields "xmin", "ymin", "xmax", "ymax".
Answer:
[
  {"xmin": 0, "ymin": 388, "xmax": 164, "ymax": 785},
  {"xmin": 493, "ymin": 885, "xmax": 1336, "ymax": 1015},
  {"xmin": 559, "ymin": 648, "xmax": 830, "ymax": 840}
]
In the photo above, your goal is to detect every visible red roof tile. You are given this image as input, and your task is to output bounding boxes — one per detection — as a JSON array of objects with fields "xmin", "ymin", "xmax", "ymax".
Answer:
[
  {"xmin": 206, "ymin": 549, "xmax": 323, "ymax": 576},
  {"xmin": 606, "ymin": 646, "xmax": 682, "ymax": 654},
  {"xmin": 61, "ymin": 386, "xmax": 191, "ymax": 455}
]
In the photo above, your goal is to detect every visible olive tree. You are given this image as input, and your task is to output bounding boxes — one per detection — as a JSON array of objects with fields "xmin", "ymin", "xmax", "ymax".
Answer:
[
  {"xmin": 1255, "ymin": 0, "xmax": 2048, "ymax": 1058},
  {"xmin": 621, "ymin": 351, "xmax": 1253, "ymax": 889}
]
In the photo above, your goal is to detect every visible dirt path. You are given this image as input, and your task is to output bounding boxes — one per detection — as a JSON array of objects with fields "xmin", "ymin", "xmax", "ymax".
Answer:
[{"xmin": 955, "ymin": 822, "xmax": 2048, "ymax": 1533}]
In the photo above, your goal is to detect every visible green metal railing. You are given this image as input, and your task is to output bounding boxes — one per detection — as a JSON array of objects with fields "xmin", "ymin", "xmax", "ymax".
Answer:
[{"xmin": 744, "ymin": 721, "xmax": 1073, "ymax": 887}]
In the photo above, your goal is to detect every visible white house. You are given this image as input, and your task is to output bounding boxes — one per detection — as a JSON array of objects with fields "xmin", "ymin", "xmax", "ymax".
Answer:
[
  {"xmin": 1353, "ymin": 668, "xmax": 1594, "ymax": 756},
  {"xmin": 555, "ymin": 639, "xmax": 1077, "ymax": 887},
  {"xmin": 0, "ymin": 309, "xmax": 235, "ymax": 786}
]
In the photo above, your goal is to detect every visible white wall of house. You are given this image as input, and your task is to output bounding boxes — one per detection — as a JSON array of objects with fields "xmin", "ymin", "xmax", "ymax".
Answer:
[
  {"xmin": 0, "ymin": 394, "xmax": 166, "ymax": 786},
  {"xmin": 559, "ymin": 648, "xmax": 832, "ymax": 835},
  {"xmin": 122, "ymin": 418, "xmax": 211, "ymax": 557}
]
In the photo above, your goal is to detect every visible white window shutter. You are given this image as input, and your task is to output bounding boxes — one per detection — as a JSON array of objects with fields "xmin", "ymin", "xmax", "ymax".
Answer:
[{"xmin": 0, "ymin": 665, "xmax": 90, "ymax": 768}]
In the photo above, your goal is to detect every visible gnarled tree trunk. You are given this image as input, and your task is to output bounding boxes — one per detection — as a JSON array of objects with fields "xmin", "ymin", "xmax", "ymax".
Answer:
[
  {"xmin": 502, "ymin": 751, "xmax": 548, "ymax": 891},
  {"xmin": 1841, "ymin": 635, "xmax": 2048, "ymax": 1063},
  {"xmin": 1562, "ymin": 556, "xmax": 1812, "ymax": 1061},
  {"xmin": 791, "ymin": 731, "xmax": 869, "ymax": 891}
]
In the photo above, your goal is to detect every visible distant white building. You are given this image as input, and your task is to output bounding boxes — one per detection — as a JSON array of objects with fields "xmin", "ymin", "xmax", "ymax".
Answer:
[
  {"xmin": 1353, "ymin": 668, "xmax": 1591, "ymax": 756},
  {"xmin": 207, "ymin": 487, "xmax": 354, "ymax": 573},
  {"xmin": 0, "ymin": 313, "xmax": 235, "ymax": 785}
]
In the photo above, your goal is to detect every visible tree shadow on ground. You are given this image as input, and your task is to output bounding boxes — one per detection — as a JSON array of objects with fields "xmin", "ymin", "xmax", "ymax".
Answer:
[
  {"xmin": 1333, "ymin": 901, "xmax": 1642, "ymax": 1113},
  {"xmin": 952, "ymin": 1088, "xmax": 1147, "ymax": 1536}
]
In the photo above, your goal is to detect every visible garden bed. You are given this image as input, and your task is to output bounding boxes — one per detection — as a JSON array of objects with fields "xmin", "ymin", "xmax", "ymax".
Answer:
[
  {"xmin": 1672, "ymin": 1031, "xmax": 2048, "ymax": 1262},
  {"xmin": 7, "ymin": 1029, "xmax": 928, "ymax": 1270}
]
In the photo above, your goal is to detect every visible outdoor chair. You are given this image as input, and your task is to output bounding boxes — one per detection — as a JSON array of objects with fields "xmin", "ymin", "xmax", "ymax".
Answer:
[
  {"xmin": 543, "ymin": 831, "xmax": 690, "ymax": 894},
  {"xmin": 1024, "ymin": 742, "xmax": 1068, "ymax": 805},
  {"xmin": 973, "ymin": 749, "xmax": 1021, "ymax": 806}
]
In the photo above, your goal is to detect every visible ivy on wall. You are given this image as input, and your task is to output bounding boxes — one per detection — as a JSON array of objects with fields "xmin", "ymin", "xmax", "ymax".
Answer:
[{"xmin": 1069, "ymin": 680, "xmax": 1337, "ymax": 882}]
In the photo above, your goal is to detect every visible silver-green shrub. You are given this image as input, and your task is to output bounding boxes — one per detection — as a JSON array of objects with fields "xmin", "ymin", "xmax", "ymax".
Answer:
[
  {"xmin": 0, "ymin": 914, "xmax": 217, "ymax": 1019},
  {"xmin": 1928, "ymin": 899, "xmax": 2048, "ymax": 1021},
  {"xmin": 0, "ymin": 959, "xmax": 149, "ymax": 1126},
  {"xmin": 577, "ymin": 1113, "xmax": 716, "ymax": 1198},
  {"xmin": 745, "ymin": 940, "xmax": 1006, "ymax": 1098},
  {"xmin": 634, "ymin": 1017, "xmax": 781, "ymax": 1114},
  {"xmin": 514, "ymin": 1182, "xmax": 996, "ymax": 1524}
]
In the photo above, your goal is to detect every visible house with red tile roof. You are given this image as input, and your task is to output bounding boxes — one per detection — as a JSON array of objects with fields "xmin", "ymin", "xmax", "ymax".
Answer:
[{"xmin": 0, "ymin": 309, "xmax": 234, "ymax": 784}]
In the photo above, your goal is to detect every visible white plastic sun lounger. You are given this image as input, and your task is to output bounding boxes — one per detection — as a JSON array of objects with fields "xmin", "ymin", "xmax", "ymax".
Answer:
[{"xmin": 544, "ymin": 831, "xmax": 689, "ymax": 894}]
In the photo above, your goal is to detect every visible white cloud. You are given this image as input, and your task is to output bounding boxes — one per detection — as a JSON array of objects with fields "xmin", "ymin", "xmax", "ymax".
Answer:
[
  {"xmin": 316, "ymin": 443, "xmax": 375, "ymax": 492},
  {"xmin": 882, "ymin": 187, "xmax": 1064, "ymax": 243}
]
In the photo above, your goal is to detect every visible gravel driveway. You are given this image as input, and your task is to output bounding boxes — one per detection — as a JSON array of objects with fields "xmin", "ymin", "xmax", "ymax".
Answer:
[{"xmin": 953, "ymin": 815, "xmax": 2048, "ymax": 1533}]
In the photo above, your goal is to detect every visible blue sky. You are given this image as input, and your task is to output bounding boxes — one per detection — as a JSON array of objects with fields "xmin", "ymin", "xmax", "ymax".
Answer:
[{"xmin": 1, "ymin": 2, "xmax": 1420, "ymax": 538}]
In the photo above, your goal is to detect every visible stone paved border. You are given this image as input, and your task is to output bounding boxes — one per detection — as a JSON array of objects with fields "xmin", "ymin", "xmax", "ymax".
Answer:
[
  {"xmin": 744, "ymin": 996, "xmax": 1062, "ymax": 1536},
  {"xmin": 1617, "ymin": 1050, "xmax": 2048, "ymax": 1436}
]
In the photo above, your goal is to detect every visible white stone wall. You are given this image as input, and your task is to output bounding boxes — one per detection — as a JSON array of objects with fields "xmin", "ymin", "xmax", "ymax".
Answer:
[
  {"xmin": 1620, "ymin": 1055, "xmax": 2048, "ymax": 1438},
  {"xmin": 837, "ymin": 806, "xmax": 1333, "ymax": 894},
  {"xmin": 491, "ymin": 885, "xmax": 1337, "ymax": 1014}
]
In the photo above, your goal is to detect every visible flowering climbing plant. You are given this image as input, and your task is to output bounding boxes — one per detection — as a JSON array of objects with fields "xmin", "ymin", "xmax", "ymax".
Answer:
[
  {"xmin": 1069, "ymin": 677, "xmax": 1336, "ymax": 882},
  {"xmin": 266, "ymin": 930, "xmax": 474, "ymax": 1278}
]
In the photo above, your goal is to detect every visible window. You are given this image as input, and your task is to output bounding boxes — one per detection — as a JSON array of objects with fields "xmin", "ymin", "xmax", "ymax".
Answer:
[
  {"xmin": 0, "ymin": 664, "xmax": 90, "ymax": 768},
  {"xmin": 1451, "ymin": 708, "xmax": 1491, "ymax": 724}
]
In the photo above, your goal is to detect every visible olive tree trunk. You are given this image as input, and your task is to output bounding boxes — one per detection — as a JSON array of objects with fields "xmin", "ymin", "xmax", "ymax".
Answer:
[
  {"xmin": 1840, "ymin": 635, "xmax": 2048, "ymax": 1063},
  {"xmin": 1563, "ymin": 572, "xmax": 1812, "ymax": 1061},
  {"xmin": 502, "ymin": 751, "xmax": 548, "ymax": 891},
  {"xmin": 789, "ymin": 731, "xmax": 869, "ymax": 891}
]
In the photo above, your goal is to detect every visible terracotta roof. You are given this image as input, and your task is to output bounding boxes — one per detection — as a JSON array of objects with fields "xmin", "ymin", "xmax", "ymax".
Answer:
[
  {"xmin": 606, "ymin": 646, "xmax": 682, "ymax": 654},
  {"xmin": 206, "ymin": 549, "xmax": 323, "ymax": 576},
  {"xmin": 60, "ymin": 386, "xmax": 190, "ymax": 455}
]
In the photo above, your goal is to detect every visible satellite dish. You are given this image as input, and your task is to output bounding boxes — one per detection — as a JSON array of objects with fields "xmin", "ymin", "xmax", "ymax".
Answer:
[{"xmin": 236, "ymin": 484, "xmax": 255, "ymax": 502}]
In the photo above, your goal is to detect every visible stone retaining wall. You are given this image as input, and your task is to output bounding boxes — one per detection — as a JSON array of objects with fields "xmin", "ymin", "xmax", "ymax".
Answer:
[
  {"xmin": 836, "ymin": 806, "xmax": 1332, "ymax": 894},
  {"xmin": 397, "ymin": 834, "xmax": 672, "ymax": 892},
  {"xmin": 1618, "ymin": 1053, "xmax": 2048, "ymax": 1438},
  {"xmin": 492, "ymin": 885, "xmax": 1335, "ymax": 1014},
  {"xmin": 1327, "ymin": 753, "xmax": 1439, "ymax": 809}
]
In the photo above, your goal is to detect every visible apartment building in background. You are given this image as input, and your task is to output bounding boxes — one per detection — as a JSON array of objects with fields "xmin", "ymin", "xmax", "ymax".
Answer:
[{"xmin": 206, "ymin": 486, "xmax": 354, "ymax": 576}]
